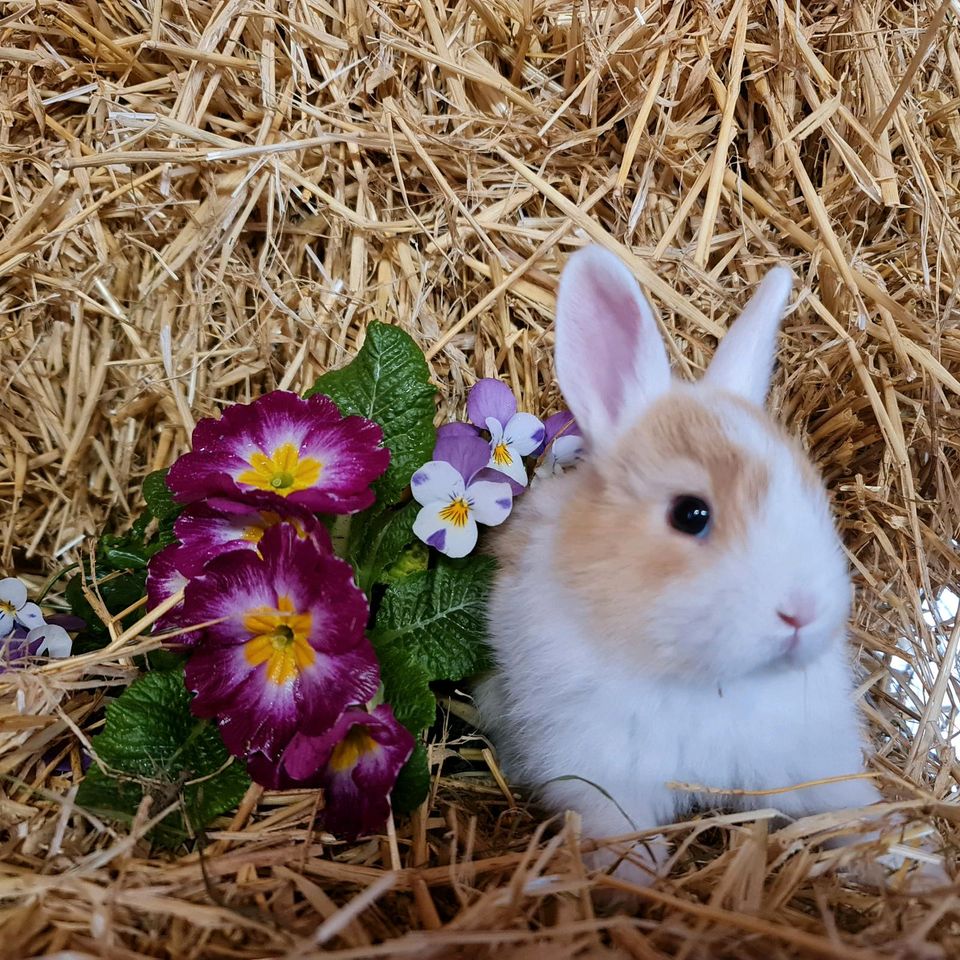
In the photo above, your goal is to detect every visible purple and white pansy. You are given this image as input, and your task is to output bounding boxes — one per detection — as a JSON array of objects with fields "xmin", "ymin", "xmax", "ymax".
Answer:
[
  {"xmin": 467, "ymin": 379, "xmax": 545, "ymax": 488},
  {"xmin": 411, "ymin": 432, "xmax": 513, "ymax": 559},
  {"xmin": 0, "ymin": 577, "xmax": 76, "ymax": 664},
  {"xmin": 534, "ymin": 410, "xmax": 585, "ymax": 479},
  {"xmin": 0, "ymin": 577, "xmax": 44, "ymax": 637}
]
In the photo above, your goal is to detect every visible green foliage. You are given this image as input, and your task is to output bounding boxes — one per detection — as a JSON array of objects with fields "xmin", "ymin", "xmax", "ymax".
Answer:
[
  {"xmin": 76, "ymin": 670, "xmax": 250, "ymax": 846},
  {"xmin": 306, "ymin": 322, "xmax": 437, "ymax": 505},
  {"xmin": 66, "ymin": 471, "xmax": 180, "ymax": 649},
  {"xmin": 352, "ymin": 500, "xmax": 420, "ymax": 593},
  {"xmin": 374, "ymin": 556, "xmax": 495, "ymax": 679},
  {"xmin": 142, "ymin": 469, "xmax": 181, "ymax": 522},
  {"xmin": 391, "ymin": 743, "xmax": 430, "ymax": 813},
  {"xmin": 372, "ymin": 554, "xmax": 495, "ymax": 739}
]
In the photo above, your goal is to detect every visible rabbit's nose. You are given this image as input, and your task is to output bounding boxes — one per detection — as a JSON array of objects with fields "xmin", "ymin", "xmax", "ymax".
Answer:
[{"xmin": 777, "ymin": 596, "xmax": 815, "ymax": 630}]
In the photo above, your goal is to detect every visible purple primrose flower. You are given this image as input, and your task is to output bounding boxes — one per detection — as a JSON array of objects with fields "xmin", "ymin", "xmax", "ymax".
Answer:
[
  {"xmin": 166, "ymin": 391, "xmax": 389, "ymax": 514},
  {"xmin": 411, "ymin": 433, "xmax": 513, "ymax": 558},
  {"xmin": 247, "ymin": 704, "xmax": 415, "ymax": 839},
  {"xmin": 181, "ymin": 525, "xmax": 379, "ymax": 759}
]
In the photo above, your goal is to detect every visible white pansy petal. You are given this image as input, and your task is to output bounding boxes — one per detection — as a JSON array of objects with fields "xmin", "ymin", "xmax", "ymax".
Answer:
[
  {"xmin": 0, "ymin": 612, "xmax": 13, "ymax": 638},
  {"xmin": 504, "ymin": 413, "xmax": 546, "ymax": 456},
  {"xmin": 551, "ymin": 434, "xmax": 585, "ymax": 468},
  {"xmin": 413, "ymin": 503, "xmax": 478, "ymax": 558},
  {"xmin": 485, "ymin": 417, "xmax": 505, "ymax": 444},
  {"xmin": 28, "ymin": 624, "xmax": 72, "ymax": 658},
  {"xmin": 410, "ymin": 460, "xmax": 465, "ymax": 506},
  {"xmin": 488, "ymin": 443, "xmax": 529, "ymax": 487},
  {"xmin": 0, "ymin": 577, "xmax": 27, "ymax": 610},
  {"xmin": 16, "ymin": 602, "xmax": 45, "ymax": 630},
  {"xmin": 467, "ymin": 481, "xmax": 513, "ymax": 527}
]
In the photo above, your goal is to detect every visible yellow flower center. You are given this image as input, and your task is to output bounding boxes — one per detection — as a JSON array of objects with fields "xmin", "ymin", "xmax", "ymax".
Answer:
[
  {"xmin": 243, "ymin": 595, "xmax": 315, "ymax": 685},
  {"xmin": 438, "ymin": 497, "xmax": 470, "ymax": 528},
  {"xmin": 492, "ymin": 442, "xmax": 513, "ymax": 466},
  {"xmin": 0, "ymin": 600, "xmax": 16, "ymax": 617},
  {"xmin": 237, "ymin": 442, "xmax": 322, "ymax": 497},
  {"xmin": 329, "ymin": 725, "xmax": 380, "ymax": 773},
  {"xmin": 239, "ymin": 510, "xmax": 309, "ymax": 544}
]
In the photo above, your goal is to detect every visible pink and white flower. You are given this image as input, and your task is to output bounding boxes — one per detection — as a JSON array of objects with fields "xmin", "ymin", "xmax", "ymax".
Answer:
[
  {"xmin": 247, "ymin": 704, "xmax": 414, "ymax": 839},
  {"xmin": 166, "ymin": 391, "xmax": 389, "ymax": 514},
  {"xmin": 181, "ymin": 525, "xmax": 378, "ymax": 759}
]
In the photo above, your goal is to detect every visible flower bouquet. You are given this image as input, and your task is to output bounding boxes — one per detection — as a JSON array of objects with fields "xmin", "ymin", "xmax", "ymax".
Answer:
[{"xmin": 20, "ymin": 323, "xmax": 582, "ymax": 844}]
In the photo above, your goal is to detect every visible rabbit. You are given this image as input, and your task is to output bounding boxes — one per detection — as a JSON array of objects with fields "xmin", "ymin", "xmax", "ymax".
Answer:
[{"xmin": 475, "ymin": 245, "xmax": 883, "ymax": 889}]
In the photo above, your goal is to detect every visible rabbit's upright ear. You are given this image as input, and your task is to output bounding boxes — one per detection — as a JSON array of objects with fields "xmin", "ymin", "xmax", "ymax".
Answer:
[
  {"xmin": 555, "ymin": 246, "xmax": 670, "ymax": 452},
  {"xmin": 704, "ymin": 267, "xmax": 794, "ymax": 407}
]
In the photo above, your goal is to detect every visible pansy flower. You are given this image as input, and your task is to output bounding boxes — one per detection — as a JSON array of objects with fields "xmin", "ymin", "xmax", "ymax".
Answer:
[
  {"xmin": 534, "ymin": 410, "xmax": 585, "ymax": 479},
  {"xmin": 182, "ymin": 525, "xmax": 379, "ymax": 759},
  {"xmin": 411, "ymin": 433, "xmax": 513, "ymax": 558},
  {"xmin": 467, "ymin": 379, "xmax": 544, "ymax": 488},
  {"xmin": 27, "ymin": 622, "xmax": 73, "ymax": 658},
  {"xmin": 0, "ymin": 577, "xmax": 44, "ymax": 637},
  {"xmin": 167, "ymin": 391, "xmax": 389, "ymax": 514},
  {"xmin": 248, "ymin": 704, "xmax": 414, "ymax": 839}
]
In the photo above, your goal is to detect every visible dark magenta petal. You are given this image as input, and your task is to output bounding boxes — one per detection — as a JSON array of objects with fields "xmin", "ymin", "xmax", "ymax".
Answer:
[
  {"xmin": 173, "ymin": 498, "xmax": 330, "ymax": 577},
  {"xmin": 467, "ymin": 378, "xmax": 516, "ymax": 429},
  {"xmin": 166, "ymin": 391, "xmax": 389, "ymax": 514},
  {"xmin": 255, "ymin": 704, "xmax": 414, "ymax": 839},
  {"xmin": 145, "ymin": 543, "xmax": 201, "ymax": 644},
  {"xmin": 182, "ymin": 526, "xmax": 378, "ymax": 759},
  {"xmin": 432, "ymin": 433, "xmax": 491, "ymax": 484}
]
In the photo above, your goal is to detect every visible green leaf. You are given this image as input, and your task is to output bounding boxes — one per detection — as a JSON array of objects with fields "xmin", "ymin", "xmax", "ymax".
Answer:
[
  {"xmin": 354, "ymin": 500, "xmax": 419, "ymax": 592},
  {"xmin": 372, "ymin": 638, "xmax": 437, "ymax": 732},
  {"xmin": 381, "ymin": 542, "xmax": 429, "ymax": 584},
  {"xmin": 306, "ymin": 322, "xmax": 437, "ymax": 505},
  {"xmin": 392, "ymin": 743, "xmax": 430, "ymax": 814},
  {"xmin": 142, "ymin": 469, "xmax": 181, "ymax": 523},
  {"xmin": 373, "ymin": 556, "xmax": 495, "ymax": 680},
  {"xmin": 77, "ymin": 670, "xmax": 250, "ymax": 846}
]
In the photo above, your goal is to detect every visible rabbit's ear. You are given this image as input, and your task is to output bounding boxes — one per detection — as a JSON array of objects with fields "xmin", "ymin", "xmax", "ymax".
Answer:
[
  {"xmin": 704, "ymin": 267, "xmax": 794, "ymax": 406},
  {"xmin": 555, "ymin": 246, "xmax": 670, "ymax": 451}
]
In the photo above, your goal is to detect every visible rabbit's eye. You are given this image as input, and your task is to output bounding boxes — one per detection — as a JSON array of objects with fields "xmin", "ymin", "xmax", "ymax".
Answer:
[{"xmin": 669, "ymin": 496, "xmax": 711, "ymax": 537}]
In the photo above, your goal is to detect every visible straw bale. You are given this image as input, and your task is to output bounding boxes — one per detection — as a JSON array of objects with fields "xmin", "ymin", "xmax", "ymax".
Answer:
[{"xmin": 1, "ymin": 0, "xmax": 959, "ymax": 956}]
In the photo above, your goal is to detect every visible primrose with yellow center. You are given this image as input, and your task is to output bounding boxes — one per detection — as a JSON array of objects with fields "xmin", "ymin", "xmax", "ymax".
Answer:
[
  {"xmin": 238, "ymin": 443, "xmax": 323, "ymax": 496},
  {"xmin": 166, "ymin": 390, "xmax": 389, "ymax": 514},
  {"xmin": 182, "ymin": 525, "xmax": 381, "ymax": 759}
]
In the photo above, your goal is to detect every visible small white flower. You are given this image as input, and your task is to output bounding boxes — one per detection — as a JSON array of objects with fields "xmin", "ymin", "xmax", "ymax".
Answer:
[
  {"xmin": 411, "ymin": 460, "xmax": 513, "ymax": 559},
  {"xmin": 0, "ymin": 577, "xmax": 44, "ymax": 638},
  {"xmin": 484, "ymin": 414, "xmax": 545, "ymax": 487},
  {"xmin": 27, "ymin": 623, "xmax": 72, "ymax": 658}
]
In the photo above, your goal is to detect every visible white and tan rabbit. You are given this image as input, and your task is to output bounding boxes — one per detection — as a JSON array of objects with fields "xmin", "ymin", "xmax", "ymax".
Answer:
[{"xmin": 476, "ymin": 245, "xmax": 882, "ymax": 886}]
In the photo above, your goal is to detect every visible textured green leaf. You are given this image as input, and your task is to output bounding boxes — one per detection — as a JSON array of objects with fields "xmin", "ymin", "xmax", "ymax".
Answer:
[
  {"xmin": 142, "ymin": 469, "xmax": 181, "ymax": 522},
  {"xmin": 373, "ymin": 556, "xmax": 495, "ymax": 680},
  {"xmin": 372, "ymin": 638, "xmax": 437, "ymax": 732},
  {"xmin": 77, "ymin": 670, "xmax": 250, "ymax": 846},
  {"xmin": 391, "ymin": 743, "xmax": 430, "ymax": 814},
  {"xmin": 354, "ymin": 500, "xmax": 419, "ymax": 592},
  {"xmin": 306, "ymin": 322, "xmax": 436, "ymax": 505}
]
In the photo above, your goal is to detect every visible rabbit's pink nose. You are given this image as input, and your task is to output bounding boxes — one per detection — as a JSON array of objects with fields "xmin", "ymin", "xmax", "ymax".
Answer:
[{"xmin": 777, "ymin": 599, "xmax": 815, "ymax": 630}]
